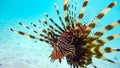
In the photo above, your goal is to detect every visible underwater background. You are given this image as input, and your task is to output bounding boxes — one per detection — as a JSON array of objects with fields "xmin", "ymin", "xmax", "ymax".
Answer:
[{"xmin": 0, "ymin": 0, "xmax": 120, "ymax": 68}]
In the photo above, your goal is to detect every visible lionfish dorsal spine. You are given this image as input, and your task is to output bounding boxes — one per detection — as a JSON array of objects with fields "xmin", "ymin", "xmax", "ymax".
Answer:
[
  {"xmin": 54, "ymin": 3, "xmax": 66, "ymax": 30},
  {"xmin": 39, "ymin": 18, "xmax": 61, "ymax": 34},
  {"xmin": 31, "ymin": 22, "xmax": 41, "ymax": 30},
  {"xmin": 44, "ymin": 13, "xmax": 64, "ymax": 32},
  {"xmin": 19, "ymin": 22, "xmax": 52, "ymax": 41},
  {"xmin": 31, "ymin": 22, "xmax": 49, "ymax": 35},
  {"xmin": 31, "ymin": 22, "xmax": 59, "ymax": 40},
  {"xmin": 67, "ymin": 0, "xmax": 78, "ymax": 28}
]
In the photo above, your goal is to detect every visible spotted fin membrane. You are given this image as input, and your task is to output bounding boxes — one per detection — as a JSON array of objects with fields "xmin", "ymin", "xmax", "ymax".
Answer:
[{"xmin": 10, "ymin": 0, "xmax": 120, "ymax": 68}]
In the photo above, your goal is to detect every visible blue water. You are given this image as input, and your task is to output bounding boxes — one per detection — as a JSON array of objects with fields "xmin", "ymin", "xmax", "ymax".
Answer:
[{"xmin": 0, "ymin": 0, "xmax": 120, "ymax": 68}]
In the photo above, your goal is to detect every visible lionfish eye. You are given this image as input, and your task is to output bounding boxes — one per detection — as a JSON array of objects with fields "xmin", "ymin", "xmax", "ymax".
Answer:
[{"xmin": 10, "ymin": 0, "xmax": 120, "ymax": 68}]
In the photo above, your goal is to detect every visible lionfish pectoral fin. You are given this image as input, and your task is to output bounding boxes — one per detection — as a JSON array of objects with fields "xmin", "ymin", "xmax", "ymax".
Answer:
[
  {"xmin": 86, "ymin": 20, "xmax": 120, "ymax": 41},
  {"xmin": 100, "ymin": 57, "xmax": 117, "ymax": 64},
  {"xmin": 77, "ymin": 0, "xmax": 89, "ymax": 22},
  {"xmin": 91, "ymin": 63, "xmax": 97, "ymax": 68},
  {"xmin": 86, "ymin": 34, "xmax": 120, "ymax": 46},
  {"xmin": 99, "ymin": 46, "xmax": 120, "ymax": 54},
  {"xmin": 64, "ymin": 0, "xmax": 71, "ymax": 26},
  {"xmin": 18, "ymin": 22, "xmax": 51, "ymax": 40},
  {"xmin": 9, "ymin": 28, "xmax": 49, "ymax": 44},
  {"xmin": 94, "ymin": 53, "xmax": 117, "ymax": 64},
  {"xmin": 82, "ymin": 2, "xmax": 116, "ymax": 38},
  {"xmin": 88, "ymin": 1, "xmax": 116, "ymax": 29}
]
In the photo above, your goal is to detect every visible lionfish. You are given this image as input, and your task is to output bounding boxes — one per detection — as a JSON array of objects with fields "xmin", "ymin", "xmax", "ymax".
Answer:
[{"xmin": 10, "ymin": 0, "xmax": 120, "ymax": 68}]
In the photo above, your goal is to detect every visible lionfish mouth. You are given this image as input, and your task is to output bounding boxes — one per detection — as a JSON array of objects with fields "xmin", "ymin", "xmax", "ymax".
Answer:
[{"xmin": 10, "ymin": 0, "xmax": 120, "ymax": 68}]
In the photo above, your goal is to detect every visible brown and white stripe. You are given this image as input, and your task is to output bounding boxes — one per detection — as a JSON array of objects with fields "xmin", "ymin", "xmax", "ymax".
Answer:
[
  {"xmin": 99, "ymin": 46, "xmax": 120, "ymax": 54},
  {"xmin": 31, "ymin": 22, "xmax": 48, "ymax": 34},
  {"xmin": 39, "ymin": 18, "xmax": 62, "ymax": 34},
  {"xmin": 89, "ymin": 46, "xmax": 118, "ymax": 63},
  {"xmin": 82, "ymin": 2, "xmax": 117, "ymax": 38},
  {"xmin": 88, "ymin": 34, "xmax": 120, "ymax": 45},
  {"xmin": 54, "ymin": 3, "xmax": 66, "ymax": 30},
  {"xmin": 77, "ymin": 0, "xmax": 89, "ymax": 22},
  {"xmin": 45, "ymin": 13, "xmax": 64, "ymax": 32},
  {"xmin": 64, "ymin": 0, "xmax": 70, "ymax": 26},
  {"xmin": 9, "ymin": 28, "xmax": 50, "ymax": 44},
  {"xmin": 87, "ymin": 20, "xmax": 120, "ymax": 41},
  {"xmin": 87, "ymin": 2, "xmax": 117, "ymax": 29},
  {"xmin": 18, "ymin": 22, "xmax": 52, "ymax": 41}
]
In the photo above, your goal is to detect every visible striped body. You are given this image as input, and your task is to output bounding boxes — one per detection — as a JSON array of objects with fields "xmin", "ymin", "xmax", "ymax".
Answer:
[{"xmin": 10, "ymin": 0, "xmax": 120, "ymax": 68}]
